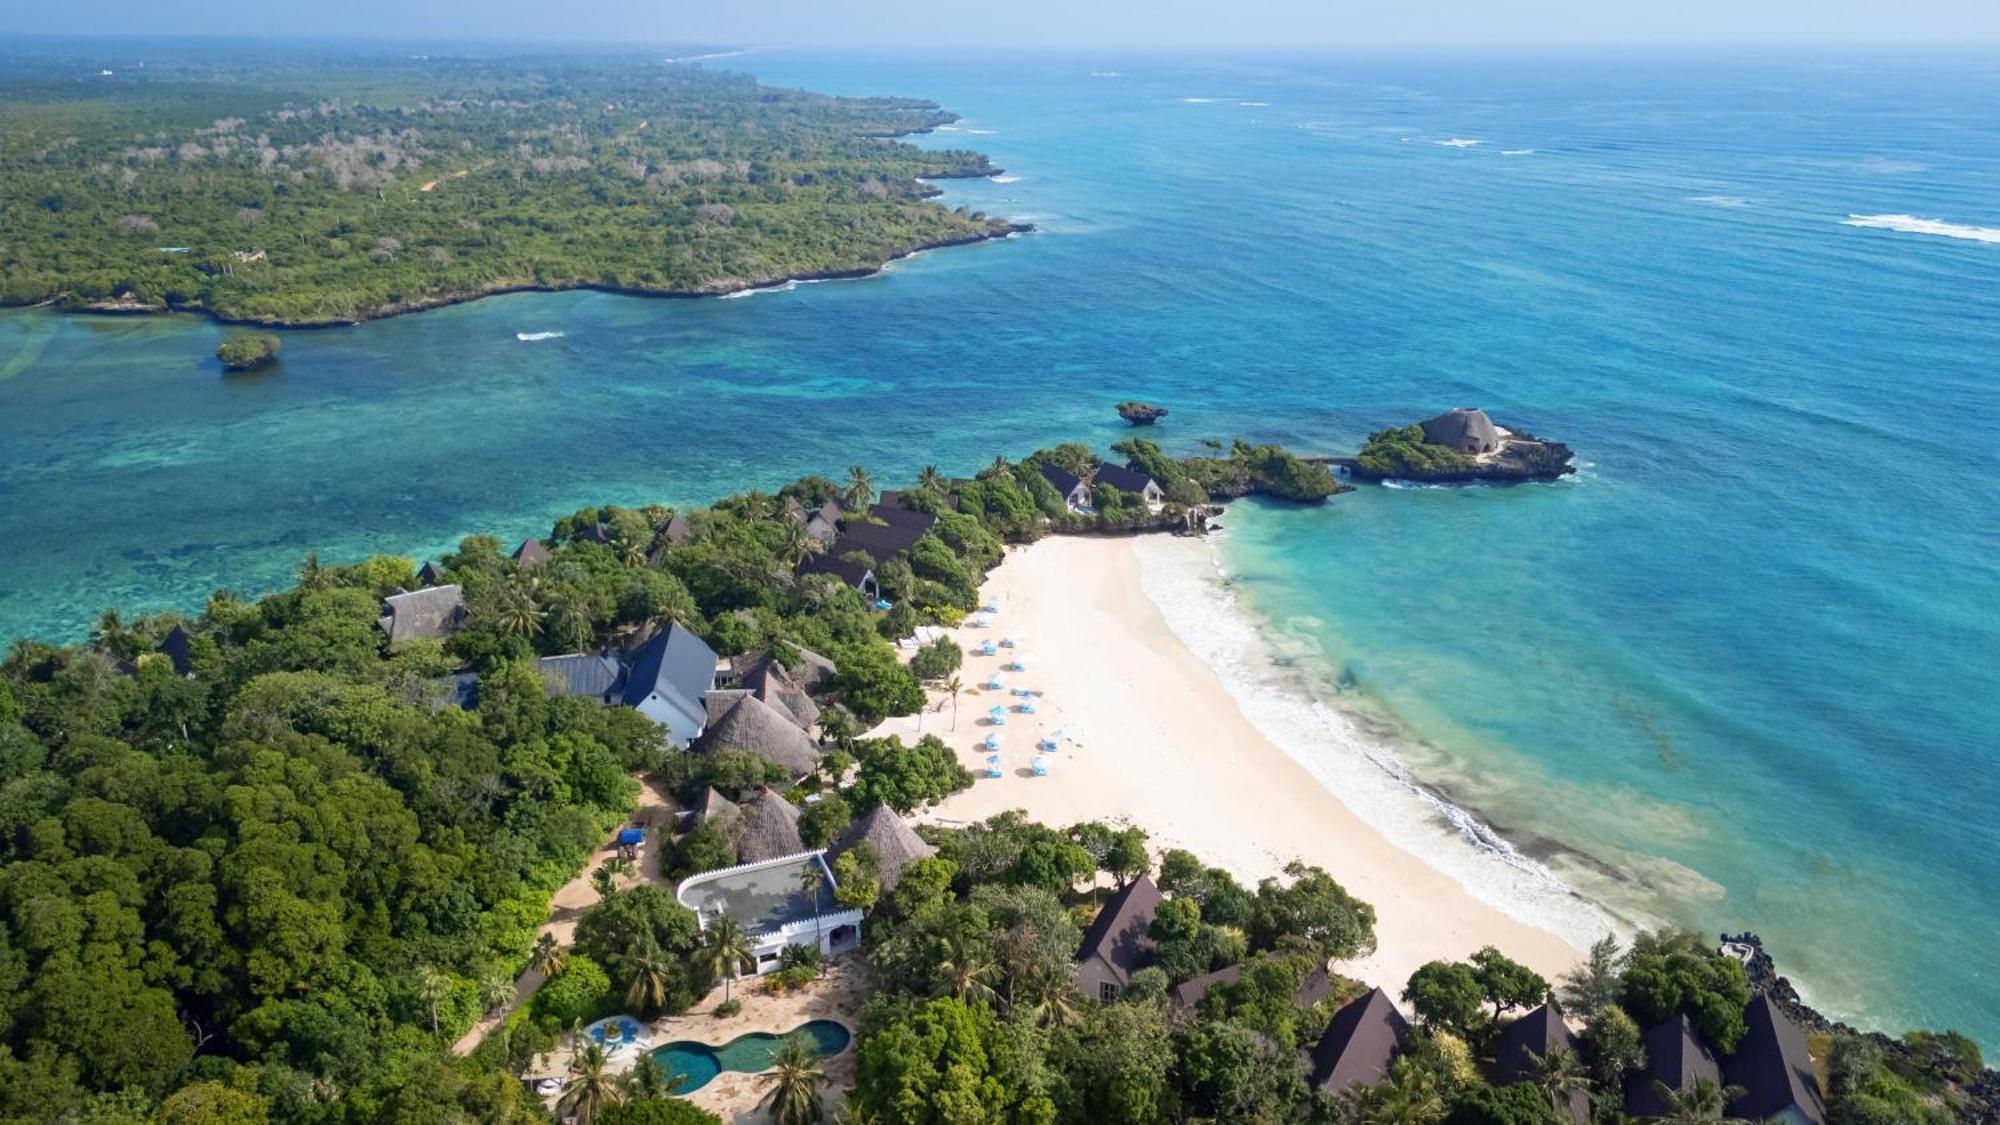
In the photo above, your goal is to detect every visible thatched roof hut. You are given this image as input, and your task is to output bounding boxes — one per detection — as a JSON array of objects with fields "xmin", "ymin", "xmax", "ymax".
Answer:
[
  {"xmin": 158, "ymin": 625, "xmax": 194, "ymax": 676},
  {"xmin": 736, "ymin": 788, "xmax": 805, "ymax": 864},
  {"xmin": 1309, "ymin": 987, "xmax": 1411, "ymax": 1094},
  {"xmin": 1724, "ymin": 996, "xmax": 1827, "ymax": 1125},
  {"xmin": 1419, "ymin": 407, "xmax": 1502, "ymax": 455},
  {"xmin": 378, "ymin": 585, "xmax": 468, "ymax": 645},
  {"xmin": 1624, "ymin": 1015, "xmax": 1721, "ymax": 1119},
  {"xmin": 693, "ymin": 693, "xmax": 821, "ymax": 777},
  {"xmin": 1075, "ymin": 875, "xmax": 1163, "ymax": 996},
  {"xmin": 695, "ymin": 786, "xmax": 742, "ymax": 830},
  {"xmin": 740, "ymin": 659, "xmax": 820, "ymax": 730},
  {"xmin": 512, "ymin": 538, "xmax": 552, "ymax": 567},
  {"xmin": 829, "ymin": 805, "xmax": 936, "ymax": 890},
  {"xmin": 1494, "ymin": 1004, "xmax": 1589, "ymax": 1124}
]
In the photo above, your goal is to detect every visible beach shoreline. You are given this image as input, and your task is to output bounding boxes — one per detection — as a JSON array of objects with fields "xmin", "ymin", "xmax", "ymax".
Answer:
[{"xmin": 873, "ymin": 533, "xmax": 1612, "ymax": 992}]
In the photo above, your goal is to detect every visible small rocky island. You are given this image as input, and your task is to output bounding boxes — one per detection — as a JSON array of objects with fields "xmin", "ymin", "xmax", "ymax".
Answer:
[
  {"xmin": 215, "ymin": 332, "xmax": 281, "ymax": 372},
  {"xmin": 1116, "ymin": 400, "xmax": 1169, "ymax": 426},
  {"xmin": 1349, "ymin": 407, "xmax": 1574, "ymax": 483}
]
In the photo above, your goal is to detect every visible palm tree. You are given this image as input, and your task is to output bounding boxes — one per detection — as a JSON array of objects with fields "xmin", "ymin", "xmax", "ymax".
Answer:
[
  {"xmin": 944, "ymin": 676, "xmax": 963, "ymax": 731},
  {"xmin": 591, "ymin": 862, "xmax": 625, "ymax": 900},
  {"xmin": 798, "ymin": 861, "xmax": 827, "ymax": 951},
  {"xmin": 529, "ymin": 933, "xmax": 568, "ymax": 978},
  {"xmin": 616, "ymin": 534, "xmax": 648, "ymax": 569},
  {"xmin": 558, "ymin": 1040, "xmax": 621, "ymax": 1125},
  {"xmin": 844, "ymin": 465, "xmax": 874, "ymax": 509},
  {"xmin": 415, "ymin": 965, "xmax": 453, "ymax": 1037},
  {"xmin": 620, "ymin": 1055, "xmax": 685, "ymax": 1100},
  {"xmin": 1648, "ymin": 1078, "xmax": 1749, "ymax": 1125},
  {"xmin": 1524, "ymin": 1046, "xmax": 1592, "ymax": 1118},
  {"xmin": 89, "ymin": 609, "xmax": 140, "ymax": 662},
  {"xmin": 622, "ymin": 935, "xmax": 676, "ymax": 1015},
  {"xmin": 497, "ymin": 586, "xmax": 543, "ymax": 639},
  {"xmin": 298, "ymin": 552, "xmax": 330, "ymax": 590},
  {"xmin": 934, "ymin": 930, "xmax": 998, "ymax": 1005},
  {"xmin": 547, "ymin": 591, "xmax": 594, "ymax": 651},
  {"xmin": 757, "ymin": 1034, "xmax": 827, "ymax": 1125},
  {"xmin": 478, "ymin": 971, "xmax": 517, "ymax": 1015},
  {"xmin": 985, "ymin": 456, "xmax": 1011, "ymax": 479},
  {"xmin": 1342, "ymin": 1056, "xmax": 1445, "ymax": 1124},
  {"xmin": 779, "ymin": 517, "xmax": 824, "ymax": 571},
  {"xmin": 916, "ymin": 465, "xmax": 947, "ymax": 496},
  {"xmin": 701, "ymin": 914, "xmax": 755, "ymax": 1004},
  {"xmin": 1023, "ymin": 969, "xmax": 1082, "ymax": 1029}
]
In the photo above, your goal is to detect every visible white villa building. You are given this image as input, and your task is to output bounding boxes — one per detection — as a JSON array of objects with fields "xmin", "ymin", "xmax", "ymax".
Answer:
[{"xmin": 676, "ymin": 850, "xmax": 863, "ymax": 974}]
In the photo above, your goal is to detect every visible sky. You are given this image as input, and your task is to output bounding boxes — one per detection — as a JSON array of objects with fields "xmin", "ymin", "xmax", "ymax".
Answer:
[{"xmin": 2, "ymin": 0, "xmax": 1997, "ymax": 48}]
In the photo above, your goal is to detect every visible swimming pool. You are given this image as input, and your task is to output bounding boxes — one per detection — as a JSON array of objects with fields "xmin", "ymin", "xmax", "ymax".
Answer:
[{"xmin": 647, "ymin": 1019, "xmax": 851, "ymax": 1094}]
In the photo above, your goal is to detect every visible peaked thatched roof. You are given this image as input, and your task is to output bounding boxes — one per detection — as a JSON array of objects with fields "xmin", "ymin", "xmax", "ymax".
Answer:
[
  {"xmin": 741, "ymin": 660, "xmax": 819, "ymax": 730},
  {"xmin": 829, "ymin": 805, "xmax": 936, "ymax": 890},
  {"xmin": 1624, "ymin": 1015, "xmax": 1721, "ymax": 1119},
  {"xmin": 158, "ymin": 625, "xmax": 194, "ymax": 676},
  {"xmin": 736, "ymin": 788, "xmax": 805, "ymax": 864},
  {"xmin": 693, "ymin": 693, "xmax": 821, "ymax": 777},
  {"xmin": 1419, "ymin": 407, "xmax": 1502, "ymax": 454},
  {"xmin": 1724, "ymin": 996, "xmax": 1826, "ymax": 1125},
  {"xmin": 1076, "ymin": 875, "xmax": 1163, "ymax": 987},
  {"xmin": 416, "ymin": 561, "xmax": 444, "ymax": 586},
  {"xmin": 695, "ymin": 786, "xmax": 742, "ymax": 829},
  {"xmin": 1170, "ymin": 957, "xmax": 1334, "ymax": 1011},
  {"xmin": 379, "ymin": 585, "xmax": 468, "ymax": 644},
  {"xmin": 512, "ymin": 538, "xmax": 552, "ymax": 567},
  {"xmin": 663, "ymin": 513, "xmax": 693, "ymax": 546},
  {"xmin": 1495, "ymin": 1004, "xmax": 1589, "ymax": 1124},
  {"xmin": 1309, "ymin": 987, "xmax": 1410, "ymax": 1094}
]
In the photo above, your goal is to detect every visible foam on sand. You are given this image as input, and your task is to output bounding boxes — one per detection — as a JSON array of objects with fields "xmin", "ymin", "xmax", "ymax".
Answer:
[
  {"xmin": 514, "ymin": 331, "xmax": 564, "ymax": 341},
  {"xmin": 1132, "ymin": 534, "xmax": 1623, "ymax": 947},
  {"xmin": 1842, "ymin": 213, "xmax": 2000, "ymax": 244}
]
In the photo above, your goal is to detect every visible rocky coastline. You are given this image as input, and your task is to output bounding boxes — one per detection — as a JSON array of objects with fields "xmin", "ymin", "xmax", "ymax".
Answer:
[
  {"xmin": 1731, "ymin": 933, "xmax": 2000, "ymax": 1121},
  {"xmin": 1346, "ymin": 428, "xmax": 1575, "ymax": 484}
]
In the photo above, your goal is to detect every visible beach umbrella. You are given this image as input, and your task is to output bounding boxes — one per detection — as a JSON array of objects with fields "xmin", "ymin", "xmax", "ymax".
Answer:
[
  {"xmin": 1038, "ymin": 738, "xmax": 1058, "ymax": 751},
  {"xmin": 999, "ymin": 636, "xmax": 1017, "ymax": 648},
  {"xmin": 984, "ymin": 674, "xmax": 1006, "ymax": 689},
  {"xmin": 984, "ymin": 754, "xmax": 1003, "ymax": 778},
  {"xmin": 983, "ymin": 733, "xmax": 1002, "ymax": 751},
  {"xmin": 1031, "ymin": 755, "xmax": 1049, "ymax": 776},
  {"xmin": 1018, "ymin": 703, "xmax": 1036, "ymax": 715}
]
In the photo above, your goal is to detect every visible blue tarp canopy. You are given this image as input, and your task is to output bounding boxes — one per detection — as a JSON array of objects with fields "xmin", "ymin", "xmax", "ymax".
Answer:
[{"xmin": 617, "ymin": 827, "xmax": 644, "ymax": 846}]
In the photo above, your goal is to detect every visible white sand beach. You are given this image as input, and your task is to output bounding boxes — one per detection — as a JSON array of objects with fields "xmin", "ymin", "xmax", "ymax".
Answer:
[{"xmin": 870, "ymin": 534, "xmax": 1592, "ymax": 991}]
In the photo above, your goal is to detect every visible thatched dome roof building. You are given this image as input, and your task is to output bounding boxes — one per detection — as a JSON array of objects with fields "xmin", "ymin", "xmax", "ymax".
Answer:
[
  {"xmin": 1419, "ymin": 407, "xmax": 1502, "ymax": 455},
  {"xmin": 736, "ymin": 788, "xmax": 806, "ymax": 864},
  {"xmin": 829, "ymin": 805, "xmax": 937, "ymax": 890}
]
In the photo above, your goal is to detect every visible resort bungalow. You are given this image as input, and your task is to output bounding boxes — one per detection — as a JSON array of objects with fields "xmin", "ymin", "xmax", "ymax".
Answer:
[
  {"xmin": 535, "ymin": 651, "xmax": 625, "ymax": 703},
  {"xmin": 1075, "ymin": 875, "xmax": 1164, "ymax": 1002},
  {"xmin": 799, "ymin": 552, "xmax": 880, "ymax": 600},
  {"xmin": 415, "ymin": 560, "xmax": 445, "ymax": 586},
  {"xmin": 618, "ymin": 622, "xmax": 718, "ymax": 747},
  {"xmin": 377, "ymin": 584, "xmax": 468, "ymax": 645},
  {"xmin": 1419, "ymin": 407, "xmax": 1503, "ymax": 455},
  {"xmin": 1723, "ymin": 996, "xmax": 1827, "ymax": 1125},
  {"xmin": 1494, "ymin": 1003, "xmax": 1590, "ymax": 1124},
  {"xmin": 1092, "ymin": 463, "xmax": 1167, "ymax": 511},
  {"xmin": 693, "ymin": 691, "xmax": 822, "ymax": 778},
  {"xmin": 1308, "ymin": 988, "xmax": 1412, "ymax": 1096},
  {"xmin": 158, "ymin": 624, "xmax": 195, "ymax": 677},
  {"xmin": 512, "ymin": 537, "xmax": 553, "ymax": 568},
  {"xmin": 677, "ymin": 851, "xmax": 863, "ymax": 974},
  {"xmin": 735, "ymin": 788, "xmax": 807, "ymax": 865},
  {"xmin": 663, "ymin": 513, "xmax": 694, "ymax": 548},
  {"xmin": 828, "ymin": 805, "xmax": 937, "ymax": 891},
  {"xmin": 1040, "ymin": 463, "xmax": 1092, "ymax": 512},
  {"xmin": 1170, "ymin": 955, "xmax": 1335, "ymax": 1012},
  {"xmin": 1624, "ymin": 1014, "xmax": 1722, "ymax": 1119}
]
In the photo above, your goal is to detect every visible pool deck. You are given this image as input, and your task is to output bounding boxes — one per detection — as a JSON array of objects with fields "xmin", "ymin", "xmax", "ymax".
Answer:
[{"xmin": 547, "ymin": 958, "xmax": 866, "ymax": 1121}]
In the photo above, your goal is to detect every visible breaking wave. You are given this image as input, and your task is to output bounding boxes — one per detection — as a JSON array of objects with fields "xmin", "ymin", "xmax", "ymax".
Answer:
[{"xmin": 1842, "ymin": 213, "xmax": 2000, "ymax": 244}]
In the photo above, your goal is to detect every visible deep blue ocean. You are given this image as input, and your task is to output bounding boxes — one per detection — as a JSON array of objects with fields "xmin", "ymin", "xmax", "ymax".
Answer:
[{"xmin": 1, "ymin": 48, "xmax": 1996, "ymax": 1045}]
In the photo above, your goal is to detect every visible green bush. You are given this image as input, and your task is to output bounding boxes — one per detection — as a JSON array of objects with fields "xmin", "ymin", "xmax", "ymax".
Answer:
[{"xmin": 529, "ymin": 955, "xmax": 614, "ymax": 1027}]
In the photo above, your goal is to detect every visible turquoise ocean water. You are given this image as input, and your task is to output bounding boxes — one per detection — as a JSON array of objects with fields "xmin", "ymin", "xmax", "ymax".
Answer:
[{"xmin": 1, "ymin": 48, "xmax": 1996, "ymax": 1043}]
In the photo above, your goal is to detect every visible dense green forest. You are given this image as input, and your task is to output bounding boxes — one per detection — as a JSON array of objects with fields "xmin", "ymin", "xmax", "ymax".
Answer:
[
  {"xmin": 0, "ymin": 47, "xmax": 1010, "ymax": 324},
  {"xmin": 0, "ymin": 439, "xmax": 1327, "ymax": 1120}
]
